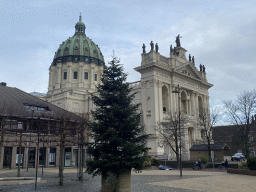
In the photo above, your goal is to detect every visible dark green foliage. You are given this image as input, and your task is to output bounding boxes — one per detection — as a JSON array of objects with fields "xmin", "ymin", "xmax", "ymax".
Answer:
[
  {"xmin": 86, "ymin": 57, "xmax": 150, "ymax": 177},
  {"xmin": 199, "ymin": 156, "xmax": 207, "ymax": 164},
  {"xmin": 143, "ymin": 157, "xmax": 160, "ymax": 167},
  {"xmin": 150, "ymin": 158, "xmax": 160, "ymax": 166},
  {"xmin": 247, "ymin": 157, "xmax": 256, "ymax": 170}
]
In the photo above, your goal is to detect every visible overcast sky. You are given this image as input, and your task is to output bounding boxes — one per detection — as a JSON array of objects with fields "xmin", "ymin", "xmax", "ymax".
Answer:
[{"xmin": 1, "ymin": 0, "xmax": 256, "ymax": 108}]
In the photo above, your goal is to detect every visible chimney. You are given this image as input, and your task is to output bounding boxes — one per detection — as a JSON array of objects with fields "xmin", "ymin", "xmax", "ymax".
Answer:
[{"xmin": 0, "ymin": 82, "xmax": 7, "ymax": 86}]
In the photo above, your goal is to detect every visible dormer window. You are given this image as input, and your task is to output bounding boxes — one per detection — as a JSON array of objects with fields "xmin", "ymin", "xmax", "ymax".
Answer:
[{"xmin": 23, "ymin": 103, "xmax": 51, "ymax": 113}]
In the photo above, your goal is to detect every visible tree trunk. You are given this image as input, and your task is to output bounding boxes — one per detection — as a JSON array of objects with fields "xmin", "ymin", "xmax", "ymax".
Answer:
[
  {"xmin": 59, "ymin": 142, "xmax": 64, "ymax": 186},
  {"xmin": 207, "ymin": 138, "xmax": 211, "ymax": 162},
  {"xmin": 101, "ymin": 171, "xmax": 131, "ymax": 192},
  {"xmin": 78, "ymin": 145, "xmax": 83, "ymax": 180}
]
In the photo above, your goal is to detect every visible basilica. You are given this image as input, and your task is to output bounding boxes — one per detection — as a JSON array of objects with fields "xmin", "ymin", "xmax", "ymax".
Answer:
[{"xmin": 44, "ymin": 16, "xmax": 213, "ymax": 161}]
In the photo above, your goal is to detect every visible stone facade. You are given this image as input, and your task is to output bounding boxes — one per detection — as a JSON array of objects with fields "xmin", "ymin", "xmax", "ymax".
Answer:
[
  {"xmin": 131, "ymin": 44, "xmax": 213, "ymax": 160},
  {"xmin": 44, "ymin": 18, "xmax": 213, "ymax": 160}
]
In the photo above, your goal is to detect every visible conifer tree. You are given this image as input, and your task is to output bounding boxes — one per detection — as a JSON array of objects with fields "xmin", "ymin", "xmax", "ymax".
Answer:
[{"xmin": 86, "ymin": 57, "xmax": 150, "ymax": 179}]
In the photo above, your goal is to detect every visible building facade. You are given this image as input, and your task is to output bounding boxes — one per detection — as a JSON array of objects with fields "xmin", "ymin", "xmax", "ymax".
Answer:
[
  {"xmin": 45, "ymin": 17, "xmax": 213, "ymax": 160},
  {"xmin": 0, "ymin": 83, "xmax": 83, "ymax": 170}
]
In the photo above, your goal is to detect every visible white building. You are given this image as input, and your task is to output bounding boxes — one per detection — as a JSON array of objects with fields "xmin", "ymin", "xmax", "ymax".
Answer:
[{"xmin": 44, "ymin": 17, "xmax": 213, "ymax": 160}]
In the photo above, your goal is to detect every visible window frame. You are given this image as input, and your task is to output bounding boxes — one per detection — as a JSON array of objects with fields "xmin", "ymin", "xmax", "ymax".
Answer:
[
  {"xmin": 73, "ymin": 71, "xmax": 78, "ymax": 79},
  {"xmin": 63, "ymin": 72, "xmax": 67, "ymax": 80},
  {"xmin": 84, "ymin": 72, "xmax": 88, "ymax": 80}
]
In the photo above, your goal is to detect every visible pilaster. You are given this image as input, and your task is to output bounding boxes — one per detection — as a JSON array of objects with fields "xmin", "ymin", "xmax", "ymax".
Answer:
[
  {"xmin": 11, "ymin": 146, "xmax": 17, "ymax": 169},
  {"xmin": 55, "ymin": 63, "xmax": 62, "ymax": 89},
  {"xmin": 78, "ymin": 63, "xmax": 84, "ymax": 88},
  {"xmin": 0, "ymin": 146, "xmax": 4, "ymax": 169},
  {"xmin": 66, "ymin": 63, "xmax": 72, "ymax": 88},
  {"xmin": 90, "ymin": 66, "xmax": 95, "ymax": 89}
]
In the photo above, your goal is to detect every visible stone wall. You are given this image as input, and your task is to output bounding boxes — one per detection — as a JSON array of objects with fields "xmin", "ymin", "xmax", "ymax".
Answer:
[{"xmin": 227, "ymin": 168, "xmax": 256, "ymax": 176}]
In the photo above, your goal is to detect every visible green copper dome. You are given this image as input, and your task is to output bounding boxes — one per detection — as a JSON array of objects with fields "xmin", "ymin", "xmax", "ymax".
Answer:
[{"xmin": 52, "ymin": 16, "xmax": 104, "ymax": 66}]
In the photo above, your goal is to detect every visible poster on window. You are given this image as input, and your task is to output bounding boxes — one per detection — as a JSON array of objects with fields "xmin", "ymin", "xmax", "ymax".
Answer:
[{"xmin": 49, "ymin": 153, "xmax": 55, "ymax": 162}]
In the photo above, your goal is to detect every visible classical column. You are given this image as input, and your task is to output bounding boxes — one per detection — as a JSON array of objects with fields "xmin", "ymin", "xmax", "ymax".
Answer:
[
  {"xmin": 195, "ymin": 93, "xmax": 198, "ymax": 112},
  {"xmin": 158, "ymin": 82, "xmax": 163, "ymax": 121},
  {"xmin": 186, "ymin": 97, "xmax": 189, "ymax": 115},
  {"xmin": 171, "ymin": 86, "xmax": 177, "ymax": 112},
  {"xmin": 191, "ymin": 92, "xmax": 195, "ymax": 115},
  {"xmin": 168, "ymin": 84, "xmax": 172, "ymax": 111}
]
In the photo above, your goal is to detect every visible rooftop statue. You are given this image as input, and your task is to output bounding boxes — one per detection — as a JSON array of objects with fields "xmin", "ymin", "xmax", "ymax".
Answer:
[
  {"xmin": 189, "ymin": 54, "xmax": 191, "ymax": 62},
  {"xmin": 150, "ymin": 41, "xmax": 154, "ymax": 51},
  {"xmin": 142, "ymin": 44, "xmax": 146, "ymax": 53},
  {"xmin": 192, "ymin": 56, "xmax": 195, "ymax": 63},
  {"xmin": 175, "ymin": 34, "xmax": 182, "ymax": 47},
  {"xmin": 155, "ymin": 43, "xmax": 159, "ymax": 52},
  {"xmin": 170, "ymin": 45, "xmax": 172, "ymax": 53}
]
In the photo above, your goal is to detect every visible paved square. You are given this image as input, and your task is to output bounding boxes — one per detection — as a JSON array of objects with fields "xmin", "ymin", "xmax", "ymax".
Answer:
[{"xmin": 0, "ymin": 168, "xmax": 255, "ymax": 192}]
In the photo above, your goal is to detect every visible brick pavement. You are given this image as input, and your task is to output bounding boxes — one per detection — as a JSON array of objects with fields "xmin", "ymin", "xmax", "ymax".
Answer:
[{"xmin": 0, "ymin": 168, "xmax": 255, "ymax": 192}]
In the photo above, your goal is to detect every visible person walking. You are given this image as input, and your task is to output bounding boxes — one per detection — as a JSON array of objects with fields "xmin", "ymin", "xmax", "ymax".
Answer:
[
  {"xmin": 198, "ymin": 159, "xmax": 202, "ymax": 170},
  {"xmin": 225, "ymin": 159, "xmax": 228, "ymax": 169}
]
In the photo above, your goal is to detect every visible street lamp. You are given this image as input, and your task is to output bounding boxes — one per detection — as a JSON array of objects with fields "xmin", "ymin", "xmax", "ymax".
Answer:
[{"xmin": 172, "ymin": 84, "xmax": 182, "ymax": 177}]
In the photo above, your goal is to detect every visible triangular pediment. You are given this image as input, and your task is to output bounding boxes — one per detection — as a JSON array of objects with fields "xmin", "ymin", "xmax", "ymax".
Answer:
[{"xmin": 174, "ymin": 63, "xmax": 202, "ymax": 80}]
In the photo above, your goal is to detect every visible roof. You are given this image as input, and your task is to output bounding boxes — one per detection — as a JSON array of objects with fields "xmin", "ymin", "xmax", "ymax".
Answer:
[
  {"xmin": 0, "ymin": 84, "xmax": 80, "ymax": 121},
  {"xmin": 213, "ymin": 122, "xmax": 256, "ymax": 144},
  {"xmin": 189, "ymin": 143, "xmax": 230, "ymax": 151}
]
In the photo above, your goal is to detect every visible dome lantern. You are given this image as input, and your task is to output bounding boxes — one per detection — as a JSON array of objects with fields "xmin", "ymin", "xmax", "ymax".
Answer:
[{"xmin": 75, "ymin": 14, "xmax": 86, "ymax": 35}]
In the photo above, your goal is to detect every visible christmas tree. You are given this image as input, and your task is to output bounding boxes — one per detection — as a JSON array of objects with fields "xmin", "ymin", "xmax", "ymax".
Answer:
[{"xmin": 86, "ymin": 57, "xmax": 150, "ymax": 180}]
